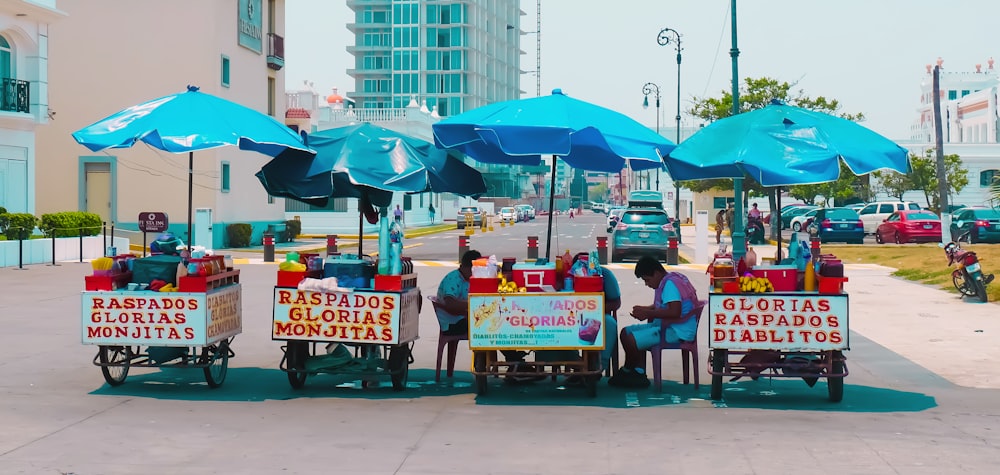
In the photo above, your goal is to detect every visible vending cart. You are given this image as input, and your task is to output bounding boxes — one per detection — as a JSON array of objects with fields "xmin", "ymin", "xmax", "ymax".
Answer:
[
  {"xmin": 707, "ymin": 287, "xmax": 849, "ymax": 402},
  {"xmin": 272, "ymin": 265, "xmax": 420, "ymax": 392},
  {"xmin": 468, "ymin": 291, "xmax": 605, "ymax": 397},
  {"xmin": 81, "ymin": 258, "xmax": 242, "ymax": 388}
]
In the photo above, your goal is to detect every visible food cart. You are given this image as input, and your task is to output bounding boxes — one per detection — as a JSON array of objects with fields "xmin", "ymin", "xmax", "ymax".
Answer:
[
  {"xmin": 81, "ymin": 255, "xmax": 242, "ymax": 388},
  {"xmin": 707, "ymin": 262, "xmax": 849, "ymax": 402},
  {"xmin": 468, "ymin": 260, "xmax": 606, "ymax": 397},
  {"xmin": 271, "ymin": 261, "xmax": 420, "ymax": 392}
]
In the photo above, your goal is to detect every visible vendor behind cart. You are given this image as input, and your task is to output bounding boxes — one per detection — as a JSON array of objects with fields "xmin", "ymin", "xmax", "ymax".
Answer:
[{"xmin": 609, "ymin": 255, "xmax": 698, "ymax": 388}]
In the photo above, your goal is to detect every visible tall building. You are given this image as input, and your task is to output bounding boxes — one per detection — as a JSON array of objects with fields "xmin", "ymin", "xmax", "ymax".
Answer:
[
  {"xmin": 37, "ymin": 0, "xmax": 290, "ymax": 249},
  {"xmin": 0, "ymin": 1, "xmax": 64, "ymax": 215},
  {"xmin": 345, "ymin": 0, "xmax": 526, "ymax": 200}
]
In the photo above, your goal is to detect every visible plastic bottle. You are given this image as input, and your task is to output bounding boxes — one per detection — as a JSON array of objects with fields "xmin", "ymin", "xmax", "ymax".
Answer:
[
  {"xmin": 388, "ymin": 220, "xmax": 403, "ymax": 275},
  {"xmin": 803, "ymin": 257, "xmax": 817, "ymax": 291},
  {"xmin": 377, "ymin": 208, "xmax": 390, "ymax": 275}
]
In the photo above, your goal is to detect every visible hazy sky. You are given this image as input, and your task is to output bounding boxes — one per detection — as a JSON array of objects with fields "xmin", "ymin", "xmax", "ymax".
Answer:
[{"xmin": 285, "ymin": 0, "xmax": 1000, "ymax": 141}]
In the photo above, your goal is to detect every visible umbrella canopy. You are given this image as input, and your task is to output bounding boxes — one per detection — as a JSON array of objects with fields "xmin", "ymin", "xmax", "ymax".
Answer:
[
  {"xmin": 255, "ymin": 123, "xmax": 487, "ymax": 208},
  {"xmin": 665, "ymin": 100, "xmax": 910, "ymax": 186},
  {"xmin": 72, "ymin": 85, "xmax": 313, "ymax": 244},
  {"xmin": 255, "ymin": 123, "xmax": 487, "ymax": 255},
  {"xmin": 433, "ymin": 88, "xmax": 676, "ymax": 259},
  {"xmin": 433, "ymin": 88, "xmax": 675, "ymax": 173}
]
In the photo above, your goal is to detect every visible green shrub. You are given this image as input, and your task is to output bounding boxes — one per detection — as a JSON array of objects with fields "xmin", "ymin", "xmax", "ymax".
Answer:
[
  {"xmin": 226, "ymin": 223, "xmax": 252, "ymax": 248},
  {"xmin": 2, "ymin": 213, "xmax": 38, "ymax": 240},
  {"xmin": 39, "ymin": 211, "xmax": 103, "ymax": 237},
  {"xmin": 284, "ymin": 219, "xmax": 301, "ymax": 242}
]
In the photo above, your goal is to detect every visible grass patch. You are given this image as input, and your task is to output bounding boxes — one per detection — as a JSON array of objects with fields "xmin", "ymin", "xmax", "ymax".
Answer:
[{"xmin": 823, "ymin": 243, "xmax": 998, "ymax": 302}]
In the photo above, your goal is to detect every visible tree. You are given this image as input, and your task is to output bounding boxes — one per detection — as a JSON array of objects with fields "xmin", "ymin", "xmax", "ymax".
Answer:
[
  {"xmin": 687, "ymin": 77, "xmax": 869, "ymax": 237},
  {"xmin": 907, "ymin": 149, "xmax": 968, "ymax": 211},
  {"xmin": 871, "ymin": 169, "xmax": 910, "ymax": 200},
  {"xmin": 588, "ymin": 182, "xmax": 608, "ymax": 202}
]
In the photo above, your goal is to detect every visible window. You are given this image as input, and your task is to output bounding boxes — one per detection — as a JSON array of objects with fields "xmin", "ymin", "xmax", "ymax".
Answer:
[
  {"xmin": 948, "ymin": 90, "xmax": 957, "ymax": 100},
  {"xmin": 403, "ymin": 195, "xmax": 412, "ymax": 211},
  {"xmin": 962, "ymin": 90, "xmax": 970, "ymax": 97},
  {"xmin": 980, "ymin": 169, "xmax": 999, "ymax": 187},
  {"xmin": 221, "ymin": 162, "xmax": 231, "ymax": 192},
  {"xmin": 0, "ymin": 35, "xmax": 13, "ymax": 81},
  {"xmin": 859, "ymin": 204, "xmax": 876, "ymax": 215},
  {"xmin": 906, "ymin": 203, "xmax": 921, "ymax": 210},
  {"xmin": 879, "ymin": 204, "xmax": 893, "ymax": 213},
  {"xmin": 221, "ymin": 55, "xmax": 230, "ymax": 87}
]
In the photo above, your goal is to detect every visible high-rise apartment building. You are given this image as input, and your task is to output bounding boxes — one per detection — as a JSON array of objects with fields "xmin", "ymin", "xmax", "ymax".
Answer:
[{"xmin": 346, "ymin": 0, "xmax": 522, "ymax": 117}]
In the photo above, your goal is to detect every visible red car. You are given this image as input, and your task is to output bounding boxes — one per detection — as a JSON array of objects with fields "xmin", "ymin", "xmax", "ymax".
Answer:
[{"xmin": 875, "ymin": 210, "xmax": 942, "ymax": 244}]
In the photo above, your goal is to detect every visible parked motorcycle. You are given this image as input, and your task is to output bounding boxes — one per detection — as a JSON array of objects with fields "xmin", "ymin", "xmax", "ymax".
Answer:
[
  {"xmin": 941, "ymin": 232, "xmax": 994, "ymax": 302},
  {"xmin": 745, "ymin": 215, "xmax": 766, "ymax": 245}
]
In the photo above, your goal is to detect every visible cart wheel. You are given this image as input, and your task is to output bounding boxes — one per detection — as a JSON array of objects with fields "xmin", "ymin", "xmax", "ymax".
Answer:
[
  {"xmin": 285, "ymin": 341, "xmax": 309, "ymax": 389},
  {"xmin": 388, "ymin": 344, "xmax": 410, "ymax": 392},
  {"xmin": 828, "ymin": 358, "xmax": 845, "ymax": 403},
  {"xmin": 202, "ymin": 341, "xmax": 229, "ymax": 388},
  {"xmin": 473, "ymin": 352, "xmax": 488, "ymax": 396},
  {"xmin": 99, "ymin": 345, "xmax": 131, "ymax": 387},
  {"xmin": 710, "ymin": 349, "xmax": 727, "ymax": 401}
]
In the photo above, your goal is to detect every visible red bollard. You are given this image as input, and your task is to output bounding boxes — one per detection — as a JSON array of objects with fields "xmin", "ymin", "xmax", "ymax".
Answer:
[
  {"xmin": 458, "ymin": 235, "xmax": 470, "ymax": 262},
  {"xmin": 263, "ymin": 232, "xmax": 275, "ymax": 262},
  {"xmin": 666, "ymin": 237, "xmax": 679, "ymax": 265},
  {"xmin": 810, "ymin": 237, "xmax": 822, "ymax": 260},
  {"xmin": 326, "ymin": 234, "xmax": 339, "ymax": 257},
  {"xmin": 527, "ymin": 235, "xmax": 539, "ymax": 261},
  {"xmin": 596, "ymin": 236, "xmax": 608, "ymax": 264}
]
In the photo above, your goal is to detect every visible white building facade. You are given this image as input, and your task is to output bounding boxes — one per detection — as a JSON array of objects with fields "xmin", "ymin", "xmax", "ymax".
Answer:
[
  {"xmin": 36, "ymin": 0, "xmax": 290, "ymax": 249},
  {"xmin": 0, "ymin": 1, "xmax": 63, "ymax": 215}
]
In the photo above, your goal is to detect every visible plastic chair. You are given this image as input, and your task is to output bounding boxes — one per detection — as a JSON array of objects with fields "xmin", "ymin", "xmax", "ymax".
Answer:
[
  {"xmin": 428, "ymin": 296, "xmax": 468, "ymax": 383},
  {"xmin": 650, "ymin": 300, "xmax": 706, "ymax": 392}
]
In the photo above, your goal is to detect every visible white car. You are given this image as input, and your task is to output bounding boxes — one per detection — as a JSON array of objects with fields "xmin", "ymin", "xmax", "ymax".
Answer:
[
  {"xmin": 499, "ymin": 207, "xmax": 517, "ymax": 223},
  {"xmin": 607, "ymin": 208, "xmax": 626, "ymax": 229},
  {"xmin": 789, "ymin": 209, "xmax": 820, "ymax": 232},
  {"xmin": 858, "ymin": 201, "xmax": 922, "ymax": 234}
]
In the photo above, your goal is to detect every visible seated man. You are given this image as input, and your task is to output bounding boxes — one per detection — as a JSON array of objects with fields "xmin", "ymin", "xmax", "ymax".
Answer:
[
  {"xmin": 609, "ymin": 255, "xmax": 699, "ymax": 388},
  {"xmin": 435, "ymin": 250, "xmax": 482, "ymax": 335}
]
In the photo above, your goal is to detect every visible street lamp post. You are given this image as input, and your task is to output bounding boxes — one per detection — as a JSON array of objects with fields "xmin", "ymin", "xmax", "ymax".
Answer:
[
  {"xmin": 657, "ymin": 27, "xmax": 683, "ymax": 223},
  {"xmin": 642, "ymin": 82, "xmax": 661, "ymax": 192}
]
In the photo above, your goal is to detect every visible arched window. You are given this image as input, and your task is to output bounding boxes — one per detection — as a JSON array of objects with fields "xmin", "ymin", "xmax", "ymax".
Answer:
[
  {"xmin": 0, "ymin": 35, "xmax": 11, "ymax": 80},
  {"xmin": 980, "ymin": 169, "xmax": 999, "ymax": 187}
]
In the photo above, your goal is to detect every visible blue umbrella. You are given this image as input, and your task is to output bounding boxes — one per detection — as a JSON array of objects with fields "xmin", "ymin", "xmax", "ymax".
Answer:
[
  {"xmin": 72, "ymin": 85, "xmax": 313, "ymax": 244},
  {"xmin": 665, "ymin": 100, "xmax": 910, "ymax": 186},
  {"xmin": 256, "ymin": 123, "xmax": 486, "ymax": 206},
  {"xmin": 433, "ymin": 88, "xmax": 676, "ymax": 258},
  {"xmin": 255, "ymin": 123, "xmax": 487, "ymax": 254},
  {"xmin": 665, "ymin": 99, "xmax": 911, "ymax": 258}
]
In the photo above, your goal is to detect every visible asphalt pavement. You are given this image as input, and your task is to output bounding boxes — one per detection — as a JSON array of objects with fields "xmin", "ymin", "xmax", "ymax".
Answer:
[{"xmin": 3, "ymin": 220, "xmax": 1000, "ymax": 473}]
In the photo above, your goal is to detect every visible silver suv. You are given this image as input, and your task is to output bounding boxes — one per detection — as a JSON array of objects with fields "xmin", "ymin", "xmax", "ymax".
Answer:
[
  {"xmin": 858, "ymin": 201, "xmax": 921, "ymax": 234},
  {"xmin": 456, "ymin": 206, "xmax": 483, "ymax": 229}
]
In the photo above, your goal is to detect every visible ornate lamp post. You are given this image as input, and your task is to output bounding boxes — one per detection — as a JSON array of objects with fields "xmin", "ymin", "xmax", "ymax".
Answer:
[
  {"xmin": 657, "ymin": 27, "xmax": 683, "ymax": 223},
  {"xmin": 642, "ymin": 82, "xmax": 661, "ymax": 192}
]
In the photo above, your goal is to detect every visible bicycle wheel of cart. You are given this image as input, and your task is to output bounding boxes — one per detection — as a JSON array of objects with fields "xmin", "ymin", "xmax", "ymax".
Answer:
[
  {"xmin": 710, "ymin": 349, "xmax": 727, "ymax": 401},
  {"xmin": 473, "ymin": 351, "xmax": 488, "ymax": 396},
  {"xmin": 99, "ymin": 345, "xmax": 131, "ymax": 386},
  {"xmin": 285, "ymin": 341, "xmax": 309, "ymax": 389},
  {"xmin": 388, "ymin": 344, "xmax": 411, "ymax": 392},
  {"xmin": 828, "ymin": 356, "xmax": 845, "ymax": 403},
  {"xmin": 202, "ymin": 340, "xmax": 229, "ymax": 388},
  {"xmin": 584, "ymin": 351, "xmax": 600, "ymax": 398}
]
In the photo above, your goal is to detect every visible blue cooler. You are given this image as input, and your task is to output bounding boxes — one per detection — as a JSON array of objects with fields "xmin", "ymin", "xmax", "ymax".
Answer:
[{"xmin": 323, "ymin": 257, "xmax": 375, "ymax": 289}]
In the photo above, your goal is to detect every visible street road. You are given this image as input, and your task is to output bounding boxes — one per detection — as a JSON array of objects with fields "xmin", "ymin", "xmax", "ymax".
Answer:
[{"xmin": 3, "ymin": 212, "xmax": 1000, "ymax": 474}]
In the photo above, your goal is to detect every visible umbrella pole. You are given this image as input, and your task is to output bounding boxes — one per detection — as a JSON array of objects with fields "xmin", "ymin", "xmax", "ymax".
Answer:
[
  {"xmin": 187, "ymin": 151, "xmax": 194, "ymax": 248},
  {"xmin": 775, "ymin": 188, "xmax": 783, "ymax": 262},
  {"xmin": 358, "ymin": 203, "xmax": 364, "ymax": 255},
  {"xmin": 545, "ymin": 156, "xmax": 558, "ymax": 261}
]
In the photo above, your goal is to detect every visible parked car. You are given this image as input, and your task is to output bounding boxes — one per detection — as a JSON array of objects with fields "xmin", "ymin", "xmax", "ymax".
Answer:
[
  {"xmin": 779, "ymin": 205, "xmax": 819, "ymax": 229},
  {"xmin": 515, "ymin": 204, "xmax": 535, "ymax": 220},
  {"xmin": 950, "ymin": 208, "xmax": 1000, "ymax": 243},
  {"xmin": 875, "ymin": 210, "xmax": 942, "ymax": 244},
  {"xmin": 456, "ymin": 206, "xmax": 483, "ymax": 229},
  {"xmin": 789, "ymin": 209, "xmax": 820, "ymax": 232},
  {"xmin": 765, "ymin": 203, "xmax": 810, "ymax": 225},
  {"xmin": 858, "ymin": 201, "xmax": 922, "ymax": 234},
  {"xmin": 949, "ymin": 205, "xmax": 986, "ymax": 223},
  {"xmin": 809, "ymin": 207, "xmax": 865, "ymax": 244},
  {"xmin": 610, "ymin": 208, "xmax": 676, "ymax": 262},
  {"xmin": 499, "ymin": 206, "xmax": 517, "ymax": 223},
  {"xmin": 846, "ymin": 203, "xmax": 866, "ymax": 213}
]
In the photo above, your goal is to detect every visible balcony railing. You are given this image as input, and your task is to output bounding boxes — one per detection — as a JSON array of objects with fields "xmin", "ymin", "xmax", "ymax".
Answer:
[
  {"xmin": 1, "ymin": 78, "xmax": 29, "ymax": 113},
  {"xmin": 267, "ymin": 33, "xmax": 284, "ymax": 71}
]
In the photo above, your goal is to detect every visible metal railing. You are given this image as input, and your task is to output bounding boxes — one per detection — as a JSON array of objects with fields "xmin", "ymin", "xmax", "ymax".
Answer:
[{"xmin": 1, "ymin": 78, "xmax": 29, "ymax": 113}]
